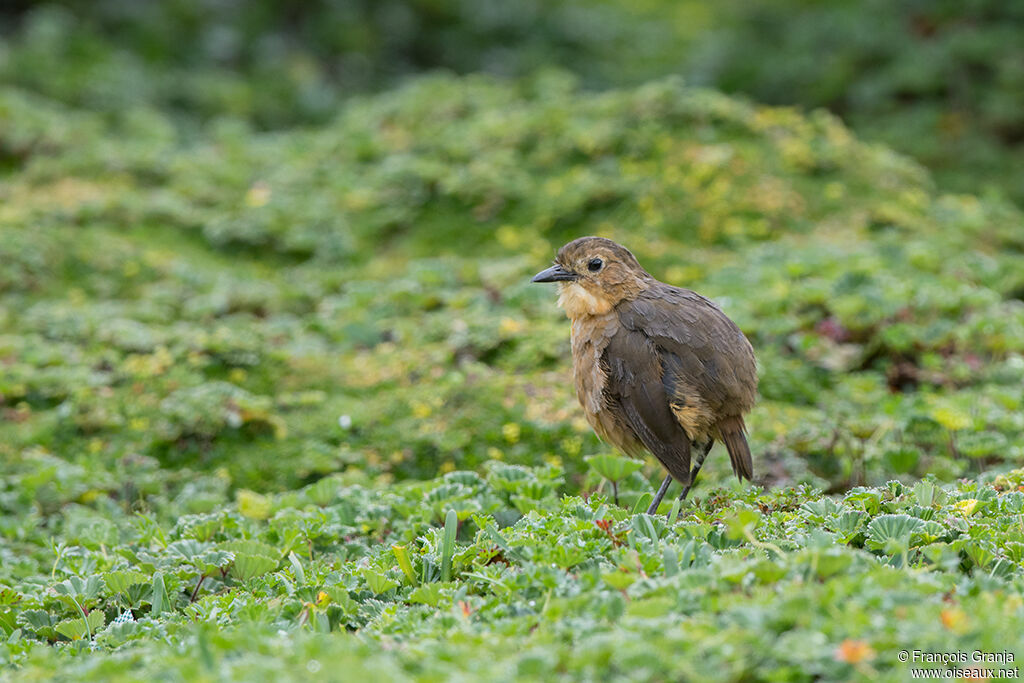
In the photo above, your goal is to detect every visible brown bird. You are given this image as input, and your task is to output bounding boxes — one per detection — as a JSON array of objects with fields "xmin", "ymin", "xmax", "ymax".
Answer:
[{"xmin": 532, "ymin": 236, "xmax": 757, "ymax": 514}]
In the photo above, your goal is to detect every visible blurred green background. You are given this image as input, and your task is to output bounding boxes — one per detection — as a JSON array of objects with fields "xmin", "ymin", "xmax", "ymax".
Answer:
[
  {"xmin": 3, "ymin": 0, "xmax": 1022, "ymax": 495},
  {"xmin": 3, "ymin": 0, "xmax": 1022, "ymax": 200},
  {"xmin": 3, "ymin": 2, "xmax": 1024, "ymax": 679}
]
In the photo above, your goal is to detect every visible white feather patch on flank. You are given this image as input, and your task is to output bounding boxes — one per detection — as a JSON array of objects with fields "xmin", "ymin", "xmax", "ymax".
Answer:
[{"xmin": 557, "ymin": 282, "xmax": 614, "ymax": 319}]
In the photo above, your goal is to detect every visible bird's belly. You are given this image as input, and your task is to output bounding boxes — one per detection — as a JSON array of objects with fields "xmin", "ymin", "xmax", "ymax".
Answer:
[
  {"xmin": 583, "ymin": 403, "xmax": 643, "ymax": 455},
  {"xmin": 570, "ymin": 315, "xmax": 646, "ymax": 456},
  {"xmin": 569, "ymin": 316, "xmax": 617, "ymax": 415}
]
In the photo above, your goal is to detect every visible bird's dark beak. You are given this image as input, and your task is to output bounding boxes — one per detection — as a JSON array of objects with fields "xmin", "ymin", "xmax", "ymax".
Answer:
[{"xmin": 531, "ymin": 263, "xmax": 578, "ymax": 283}]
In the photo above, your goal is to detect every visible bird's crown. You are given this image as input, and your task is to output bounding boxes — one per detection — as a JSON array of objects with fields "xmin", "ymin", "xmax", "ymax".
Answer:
[{"xmin": 555, "ymin": 237, "xmax": 644, "ymax": 274}]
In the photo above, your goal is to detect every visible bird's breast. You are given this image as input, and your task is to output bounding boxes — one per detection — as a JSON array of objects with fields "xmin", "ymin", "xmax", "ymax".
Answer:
[
  {"xmin": 568, "ymin": 315, "xmax": 645, "ymax": 455},
  {"xmin": 557, "ymin": 282, "xmax": 614, "ymax": 319},
  {"xmin": 569, "ymin": 313, "xmax": 619, "ymax": 428}
]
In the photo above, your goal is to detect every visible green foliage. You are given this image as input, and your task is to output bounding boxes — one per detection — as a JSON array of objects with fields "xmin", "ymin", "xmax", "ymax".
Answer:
[
  {"xmin": 2, "ymin": 0, "xmax": 1021, "ymax": 203},
  {"xmin": 3, "ymin": 74, "xmax": 1023, "ymax": 496},
  {"xmin": 688, "ymin": 0, "xmax": 1024, "ymax": 203},
  {"xmin": 0, "ymin": 0, "xmax": 690, "ymax": 129},
  {"xmin": 440, "ymin": 509, "xmax": 458, "ymax": 583},
  {"xmin": 2, "ymin": 466, "xmax": 1024, "ymax": 680},
  {"xmin": 1, "ymin": 39, "xmax": 1024, "ymax": 679}
]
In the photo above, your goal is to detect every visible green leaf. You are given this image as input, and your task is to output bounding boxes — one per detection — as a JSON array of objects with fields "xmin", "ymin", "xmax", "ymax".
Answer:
[
  {"xmin": 392, "ymin": 545, "xmax": 417, "ymax": 585},
  {"xmin": 408, "ymin": 583, "xmax": 450, "ymax": 607},
  {"xmin": 632, "ymin": 493, "xmax": 652, "ymax": 515},
  {"xmin": 55, "ymin": 610, "xmax": 104, "ymax": 641},
  {"xmin": 663, "ymin": 547, "xmax": 680, "ymax": 577},
  {"xmin": 1004, "ymin": 541, "xmax": 1024, "ymax": 564},
  {"xmin": 305, "ymin": 476, "xmax": 340, "ymax": 506},
  {"xmin": 831, "ymin": 509, "xmax": 868, "ymax": 542},
  {"xmin": 166, "ymin": 539, "xmax": 208, "ymax": 562},
  {"xmin": 230, "ymin": 554, "xmax": 279, "ymax": 581},
  {"xmin": 602, "ymin": 571, "xmax": 636, "ymax": 591},
  {"xmin": 882, "ymin": 446, "xmax": 920, "ymax": 473},
  {"xmin": 845, "ymin": 488, "xmax": 883, "ymax": 514},
  {"xmin": 320, "ymin": 587, "xmax": 357, "ymax": 616},
  {"xmin": 625, "ymin": 596, "xmax": 674, "ymax": 618},
  {"xmin": 219, "ymin": 540, "xmax": 279, "ymax": 560},
  {"xmin": 482, "ymin": 525, "xmax": 527, "ymax": 564},
  {"xmin": 0, "ymin": 609, "xmax": 16, "ymax": 636},
  {"xmin": 931, "ymin": 405, "xmax": 971, "ymax": 431},
  {"xmin": 585, "ymin": 454, "xmax": 643, "ymax": 483},
  {"xmin": 630, "ymin": 514, "xmax": 664, "ymax": 545},
  {"xmin": 197, "ymin": 549, "xmax": 235, "ymax": 576},
  {"xmin": 808, "ymin": 548, "xmax": 853, "ymax": 580},
  {"xmin": 440, "ymin": 509, "xmax": 457, "ymax": 583},
  {"xmin": 511, "ymin": 495, "xmax": 545, "ymax": 515},
  {"xmin": 362, "ymin": 569, "xmax": 399, "ymax": 595},
  {"xmin": 0, "ymin": 588, "xmax": 20, "ymax": 607},
  {"xmin": 550, "ymin": 544, "xmax": 587, "ymax": 569},
  {"xmin": 910, "ymin": 521, "xmax": 948, "ymax": 546},
  {"xmin": 103, "ymin": 570, "xmax": 150, "ymax": 595},
  {"xmin": 668, "ymin": 498, "xmax": 682, "ymax": 525},
  {"xmin": 958, "ymin": 431, "xmax": 1008, "ymax": 459},
  {"xmin": 751, "ymin": 558, "xmax": 788, "ymax": 583},
  {"xmin": 178, "ymin": 513, "xmax": 222, "ymax": 542},
  {"xmin": 962, "ymin": 541, "xmax": 995, "ymax": 569},
  {"xmin": 288, "ymin": 551, "xmax": 306, "ymax": 585},
  {"xmin": 150, "ymin": 573, "xmax": 167, "ymax": 616},
  {"xmin": 17, "ymin": 610, "xmax": 56, "ymax": 639},
  {"xmin": 723, "ymin": 506, "xmax": 762, "ymax": 541},
  {"xmin": 865, "ymin": 514, "xmax": 923, "ymax": 553},
  {"xmin": 52, "ymin": 575, "xmax": 104, "ymax": 601},
  {"xmin": 237, "ymin": 489, "xmax": 272, "ymax": 520},
  {"xmin": 912, "ymin": 480, "xmax": 936, "ymax": 507}
]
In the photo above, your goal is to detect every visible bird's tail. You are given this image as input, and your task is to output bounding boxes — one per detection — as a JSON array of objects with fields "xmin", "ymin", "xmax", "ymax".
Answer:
[{"xmin": 717, "ymin": 415, "xmax": 753, "ymax": 482}]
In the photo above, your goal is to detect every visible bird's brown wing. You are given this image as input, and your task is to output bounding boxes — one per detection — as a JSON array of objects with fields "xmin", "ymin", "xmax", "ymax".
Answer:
[
  {"xmin": 602, "ymin": 327, "xmax": 693, "ymax": 485},
  {"xmin": 617, "ymin": 286, "xmax": 757, "ymax": 418},
  {"xmin": 615, "ymin": 286, "xmax": 757, "ymax": 481}
]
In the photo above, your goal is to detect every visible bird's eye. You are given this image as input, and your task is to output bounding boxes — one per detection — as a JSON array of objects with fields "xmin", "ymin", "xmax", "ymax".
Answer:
[{"xmin": 587, "ymin": 258, "xmax": 603, "ymax": 272}]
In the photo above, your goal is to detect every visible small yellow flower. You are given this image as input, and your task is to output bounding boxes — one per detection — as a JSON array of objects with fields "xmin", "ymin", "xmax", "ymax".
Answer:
[
  {"xmin": 79, "ymin": 489, "xmax": 101, "ymax": 504},
  {"xmin": 502, "ymin": 422, "xmax": 521, "ymax": 444},
  {"xmin": 824, "ymin": 182, "xmax": 845, "ymax": 201},
  {"xmin": 931, "ymin": 406, "xmax": 971, "ymax": 432},
  {"xmin": 237, "ymin": 489, "xmax": 271, "ymax": 521},
  {"xmin": 245, "ymin": 182, "xmax": 271, "ymax": 207},
  {"xmin": 495, "ymin": 225, "xmax": 521, "ymax": 249},
  {"xmin": 544, "ymin": 454, "xmax": 563, "ymax": 468},
  {"xmin": 940, "ymin": 607, "xmax": 968, "ymax": 632},
  {"xmin": 954, "ymin": 499, "xmax": 979, "ymax": 516},
  {"xmin": 560, "ymin": 436, "xmax": 582, "ymax": 457},
  {"xmin": 834, "ymin": 639, "xmax": 875, "ymax": 664},
  {"xmin": 498, "ymin": 317, "xmax": 523, "ymax": 336}
]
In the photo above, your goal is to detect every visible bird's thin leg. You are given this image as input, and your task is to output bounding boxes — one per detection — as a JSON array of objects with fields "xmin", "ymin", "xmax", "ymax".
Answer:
[
  {"xmin": 679, "ymin": 440, "xmax": 715, "ymax": 501},
  {"xmin": 646, "ymin": 475, "xmax": 673, "ymax": 515}
]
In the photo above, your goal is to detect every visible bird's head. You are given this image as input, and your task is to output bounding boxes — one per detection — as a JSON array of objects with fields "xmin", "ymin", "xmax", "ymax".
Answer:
[{"xmin": 532, "ymin": 236, "xmax": 651, "ymax": 319}]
